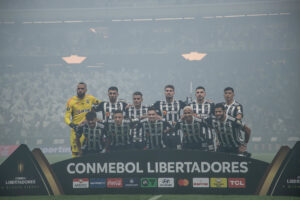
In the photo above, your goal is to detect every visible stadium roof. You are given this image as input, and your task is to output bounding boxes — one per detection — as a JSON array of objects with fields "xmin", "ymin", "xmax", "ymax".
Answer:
[{"xmin": 0, "ymin": 0, "xmax": 299, "ymax": 23}]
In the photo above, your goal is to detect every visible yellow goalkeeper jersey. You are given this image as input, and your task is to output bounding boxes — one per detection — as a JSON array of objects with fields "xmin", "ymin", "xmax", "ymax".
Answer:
[{"xmin": 65, "ymin": 94, "xmax": 100, "ymax": 126}]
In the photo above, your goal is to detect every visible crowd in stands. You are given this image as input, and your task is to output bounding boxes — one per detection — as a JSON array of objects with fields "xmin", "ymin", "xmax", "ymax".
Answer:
[{"xmin": 0, "ymin": 3, "xmax": 298, "ymax": 152}]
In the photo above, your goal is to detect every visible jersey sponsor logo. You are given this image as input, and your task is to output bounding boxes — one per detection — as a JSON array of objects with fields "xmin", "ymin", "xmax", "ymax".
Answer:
[
  {"xmin": 178, "ymin": 179, "xmax": 189, "ymax": 187},
  {"xmin": 107, "ymin": 178, "xmax": 123, "ymax": 188},
  {"xmin": 73, "ymin": 178, "xmax": 89, "ymax": 188},
  {"xmin": 90, "ymin": 178, "xmax": 106, "ymax": 188},
  {"xmin": 141, "ymin": 178, "xmax": 157, "ymax": 188},
  {"xmin": 123, "ymin": 178, "xmax": 139, "ymax": 188},
  {"xmin": 210, "ymin": 178, "xmax": 227, "ymax": 188},
  {"xmin": 76, "ymin": 109, "xmax": 90, "ymax": 114},
  {"xmin": 193, "ymin": 178, "xmax": 209, "ymax": 188},
  {"xmin": 158, "ymin": 178, "xmax": 174, "ymax": 188},
  {"xmin": 228, "ymin": 178, "xmax": 246, "ymax": 188}
]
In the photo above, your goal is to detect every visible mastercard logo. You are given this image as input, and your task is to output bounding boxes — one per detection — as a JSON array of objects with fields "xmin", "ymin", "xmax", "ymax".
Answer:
[{"xmin": 178, "ymin": 179, "xmax": 189, "ymax": 186}]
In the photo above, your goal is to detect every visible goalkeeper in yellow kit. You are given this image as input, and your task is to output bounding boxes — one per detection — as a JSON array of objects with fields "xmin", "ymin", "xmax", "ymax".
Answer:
[{"xmin": 65, "ymin": 82, "xmax": 101, "ymax": 157}]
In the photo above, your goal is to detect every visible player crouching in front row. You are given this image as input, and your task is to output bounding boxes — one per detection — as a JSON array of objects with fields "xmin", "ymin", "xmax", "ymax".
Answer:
[
  {"xmin": 75, "ymin": 111, "xmax": 107, "ymax": 156},
  {"xmin": 210, "ymin": 103, "xmax": 251, "ymax": 157},
  {"xmin": 175, "ymin": 106, "xmax": 215, "ymax": 151}
]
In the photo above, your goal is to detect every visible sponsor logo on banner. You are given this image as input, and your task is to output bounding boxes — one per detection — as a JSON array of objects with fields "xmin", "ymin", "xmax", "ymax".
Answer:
[
  {"xmin": 107, "ymin": 178, "xmax": 123, "ymax": 188},
  {"xmin": 141, "ymin": 178, "xmax": 157, "ymax": 188},
  {"xmin": 73, "ymin": 178, "xmax": 89, "ymax": 188},
  {"xmin": 90, "ymin": 178, "xmax": 106, "ymax": 188},
  {"xmin": 210, "ymin": 178, "xmax": 227, "ymax": 188},
  {"xmin": 178, "ymin": 179, "xmax": 189, "ymax": 187},
  {"xmin": 123, "ymin": 178, "xmax": 139, "ymax": 188},
  {"xmin": 193, "ymin": 178, "xmax": 209, "ymax": 188},
  {"xmin": 228, "ymin": 178, "xmax": 246, "ymax": 188},
  {"xmin": 158, "ymin": 178, "xmax": 174, "ymax": 188}
]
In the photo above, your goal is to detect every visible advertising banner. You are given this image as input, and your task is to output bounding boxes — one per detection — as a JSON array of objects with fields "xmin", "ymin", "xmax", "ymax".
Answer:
[{"xmin": 51, "ymin": 150, "xmax": 269, "ymax": 194}]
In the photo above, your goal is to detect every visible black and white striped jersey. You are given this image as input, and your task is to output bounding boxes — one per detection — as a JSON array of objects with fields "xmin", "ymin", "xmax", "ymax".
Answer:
[
  {"xmin": 153, "ymin": 99, "xmax": 186, "ymax": 123},
  {"xmin": 137, "ymin": 118, "xmax": 172, "ymax": 149},
  {"xmin": 76, "ymin": 121, "xmax": 106, "ymax": 152},
  {"xmin": 174, "ymin": 117, "xmax": 215, "ymax": 151},
  {"xmin": 105, "ymin": 119, "xmax": 134, "ymax": 147},
  {"xmin": 189, "ymin": 100, "xmax": 215, "ymax": 118},
  {"xmin": 209, "ymin": 115, "xmax": 246, "ymax": 149},
  {"xmin": 125, "ymin": 105, "xmax": 148, "ymax": 143},
  {"xmin": 188, "ymin": 100, "xmax": 215, "ymax": 150},
  {"xmin": 126, "ymin": 105, "xmax": 148, "ymax": 120},
  {"xmin": 93, "ymin": 101, "xmax": 127, "ymax": 121},
  {"xmin": 223, "ymin": 100, "xmax": 243, "ymax": 118}
]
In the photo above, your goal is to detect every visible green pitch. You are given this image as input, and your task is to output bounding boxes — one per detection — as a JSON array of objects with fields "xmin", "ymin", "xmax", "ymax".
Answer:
[{"xmin": 0, "ymin": 194, "xmax": 300, "ymax": 200}]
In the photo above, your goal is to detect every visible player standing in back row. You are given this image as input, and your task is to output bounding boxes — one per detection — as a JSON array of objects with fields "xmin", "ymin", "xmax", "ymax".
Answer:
[
  {"xmin": 223, "ymin": 87, "xmax": 243, "ymax": 120},
  {"xmin": 65, "ymin": 82, "xmax": 101, "ymax": 157},
  {"xmin": 153, "ymin": 85, "xmax": 186, "ymax": 149},
  {"xmin": 93, "ymin": 86, "xmax": 127, "ymax": 121},
  {"xmin": 189, "ymin": 86, "xmax": 216, "ymax": 151},
  {"xmin": 125, "ymin": 91, "xmax": 148, "ymax": 149}
]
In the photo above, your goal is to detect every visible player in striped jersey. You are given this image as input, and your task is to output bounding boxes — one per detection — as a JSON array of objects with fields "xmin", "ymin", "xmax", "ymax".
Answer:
[
  {"xmin": 75, "ymin": 111, "xmax": 107, "ymax": 156},
  {"xmin": 208, "ymin": 103, "xmax": 251, "ymax": 156},
  {"xmin": 125, "ymin": 91, "xmax": 148, "ymax": 149},
  {"xmin": 189, "ymin": 86, "xmax": 216, "ymax": 151},
  {"xmin": 223, "ymin": 87, "xmax": 243, "ymax": 120},
  {"xmin": 137, "ymin": 108, "xmax": 172, "ymax": 150},
  {"xmin": 153, "ymin": 85, "xmax": 186, "ymax": 149},
  {"xmin": 175, "ymin": 106, "xmax": 214, "ymax": 151},
  {"xmin": 105, "ymin": 110, "xmax": 137, "ymax": 151},
  {"xmin": 93, "ymin": 86, "xmax": 127, "ymax": 121}
]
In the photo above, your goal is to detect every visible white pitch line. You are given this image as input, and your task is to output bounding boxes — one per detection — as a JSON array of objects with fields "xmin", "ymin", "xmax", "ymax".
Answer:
[
  {"xmin": 280, "ymin": 12, "xmax": 290, "ymax": 15},
  {"xmin": 246, "ymin": 13, "xmax": 268, "ymax": 17},
  {"xmin": 223, "ymin": 14, "xmax": 245, "ymax": 18},
  {"xmin": 112, "ymin": 19, "xmax": 131, "ymax": 22},
  {"xmin": 132, "ymin": 18, "xmax": 153, "ymax": 21},
  {"xmin": 64, "ymin": 20, "xmax": 84, "ymax": 23},
  {"xmin": 148, "ymin": 195, "xmax": 162, "ymax": 200},
  {"xmin": 268, "ymin": 13, "xmax": 279, "ymax": 16},
  {"xmin": 183, "ymin": 17, "xmax": 195, "ymax": 20},
  {"xmin": 203, "ymin": 16, "xmax": 215, "ymax": 19},
  {"xmin": 155, "ymin": 17, "xmax": 183, "ymax": 21}
]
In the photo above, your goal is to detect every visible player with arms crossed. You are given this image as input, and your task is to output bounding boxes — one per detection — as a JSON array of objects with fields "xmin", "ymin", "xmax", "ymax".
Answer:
[
  {"xmin": 137, "ymin": 108, "xmax": 172, "ymax": 150},
  {"xmin": 105, "ymin": 110, "xmax": 137, "ymax": 151},
  {"xmin": 175, "ymin": 106, "xmax": 215, "ymax": 151},
  {"xmin": 75, "ymin": 111, "xmax": 107, "ymax": 156},
  {"xmin": 65, "ymin": 82, "xmax": 101, "ymax": 157},
  {"xmin": 206, "ymin": 103, "xmax": 251, "ymax": 156}
]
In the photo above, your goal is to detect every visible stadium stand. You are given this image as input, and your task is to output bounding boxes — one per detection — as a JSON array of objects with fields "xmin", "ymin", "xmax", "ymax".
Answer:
[{"xmin": 0, "ymin": 0, "xmax": 299, "ymax": 153}]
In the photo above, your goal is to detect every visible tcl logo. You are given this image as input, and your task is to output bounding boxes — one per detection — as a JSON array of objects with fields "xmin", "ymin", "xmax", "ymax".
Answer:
[
  {"xmin": 107, "ymin": 178, "xmax": 123, "ymax": 188},
  {"xmin": 228, "ymin": 178, "xmax": 246, "ymax": 188}
]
